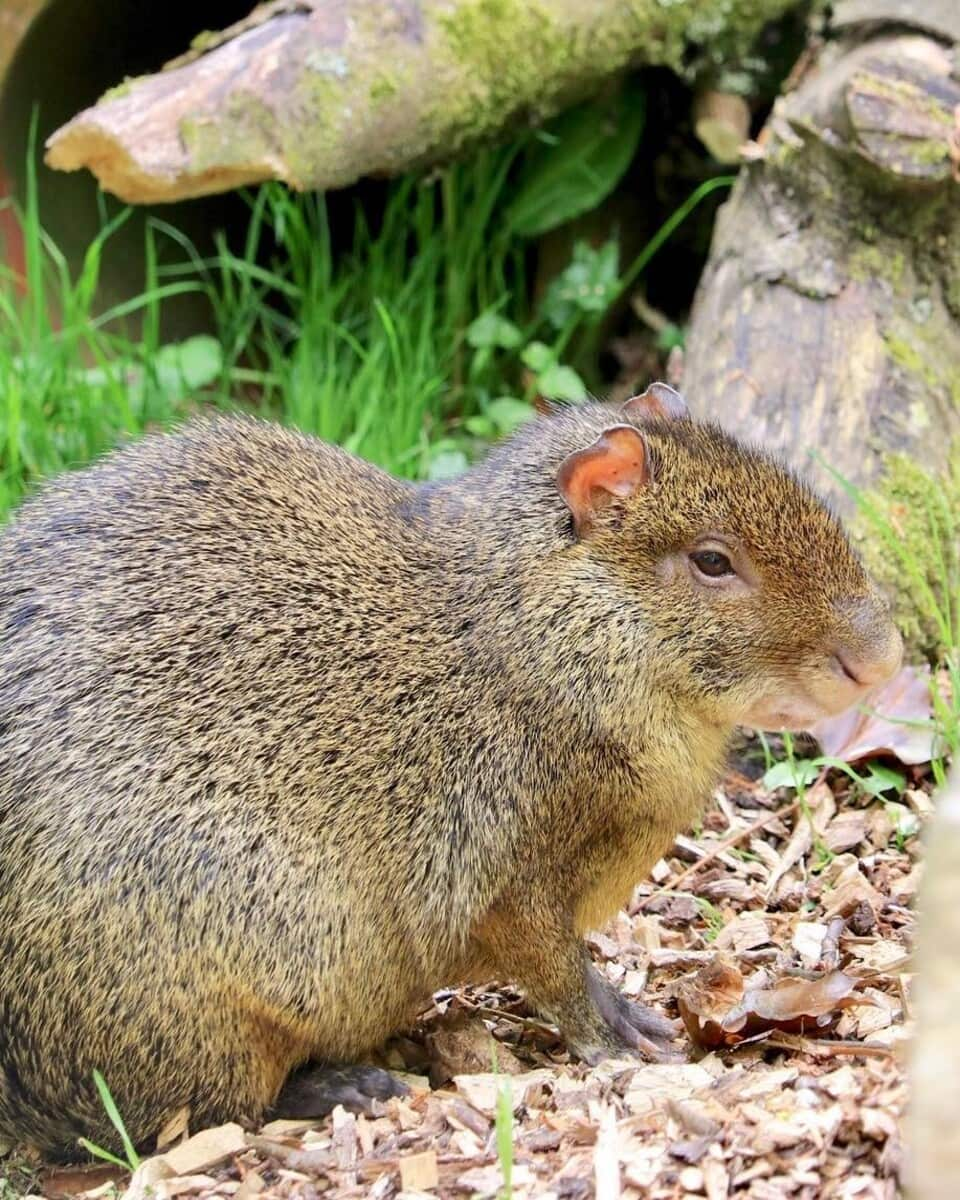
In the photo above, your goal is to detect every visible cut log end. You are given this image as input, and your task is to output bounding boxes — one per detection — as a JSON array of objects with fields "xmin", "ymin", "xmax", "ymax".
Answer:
[{"xmin": 45, "ymin": 122, "xmax": 289, "ymax": 204}]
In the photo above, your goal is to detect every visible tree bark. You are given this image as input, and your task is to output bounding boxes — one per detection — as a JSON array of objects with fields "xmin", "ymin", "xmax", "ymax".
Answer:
[
  {"xmin": 683, "ymin": 9, "xmax": 960, "ymax": 513},
  {"xmin": 43, "ymin": 0, "xmax": 803, "ymax": 205}
]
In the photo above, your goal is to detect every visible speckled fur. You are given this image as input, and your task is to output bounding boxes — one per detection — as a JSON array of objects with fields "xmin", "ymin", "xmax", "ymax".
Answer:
[{"xmin": 0, "ymin": 403, "xmax": 893, "ymax": 1157}]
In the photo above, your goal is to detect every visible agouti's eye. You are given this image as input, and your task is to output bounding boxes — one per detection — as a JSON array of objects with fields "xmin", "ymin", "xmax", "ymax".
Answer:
[{"xmin": 690, "ymin": 549, "xmax": 734, "ymax": 579}]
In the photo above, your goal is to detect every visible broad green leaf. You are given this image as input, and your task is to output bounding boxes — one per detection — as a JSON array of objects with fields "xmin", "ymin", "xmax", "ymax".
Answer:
[
  {"xmin": 486, "ymin": 396, "xmax": 536, "ymax": 435},
  {"xmin": 762, "ymin": 758, "xmax": 820, "ymax": 791},
  {"xmin": 155, "ymin": 335, "xmax": 223, "ymax": 395},
  {"xmin": 543, "ymin": 240, "xmax": 620, "ymax": 329},
  {"xmin": 507, "ymin": 79, "xmax": 645, "ymax": 238},
  {"xmin": 466, "ymin": 311, "xmax": 524, "ymax": 350},
  {"xmin": 520, "ymin": 341, "xmax": 555, "ymax": 373},
  {"xmin": 536, "ymin": 363, "xmax": 587, "ymax": 402},
  {"xmin": 860, "ymin": 762, "xmax": 906, "ymax": 798},
  {"xmin": 464, "ymin": 415, "xmax": 497, "ymax": 438}
]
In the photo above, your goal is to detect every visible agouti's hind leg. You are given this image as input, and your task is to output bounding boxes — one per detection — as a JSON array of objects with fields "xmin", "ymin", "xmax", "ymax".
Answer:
[
  {"xmin": 474, "ymin": 904, "xmax": 682, "ymax": 1066},
  {"xmin": 272, "ymin": 1064, "xmax": 408, "ymax": 1119},
  {"xmin": 585, "ymin": 964, "xmax": 682, "ymax": 1057}
]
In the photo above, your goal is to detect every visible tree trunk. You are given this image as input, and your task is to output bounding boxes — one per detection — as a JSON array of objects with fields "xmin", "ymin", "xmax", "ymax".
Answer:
[
  {"xmin": 907, "ymin": 770, "xmax": 960, "ymax": 1200},
  {"xmin": 44, "ymin": 0, "xmax": 803, "ymax": 205},
  {"xmin": 683, "ymin": 6, "xmax": 960, "ymax": 514}
]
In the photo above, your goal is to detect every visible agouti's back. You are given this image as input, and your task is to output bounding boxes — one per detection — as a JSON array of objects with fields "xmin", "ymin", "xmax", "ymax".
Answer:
[{"xmin": 0, "ymin": 396, "xmax": 902, "ymax": 1158}]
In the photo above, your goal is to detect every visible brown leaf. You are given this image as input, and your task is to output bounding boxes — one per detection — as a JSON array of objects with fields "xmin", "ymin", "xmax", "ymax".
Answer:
[
  {"xmin": 425, "ymin": 1013, "xmax": 526, "ymax": 1084},
  {"xmin": 41, "ymin": 1164, "xmax": 127, "ymax": 1199},
  {"xmin": 808, "ymin": 664, "xmax": 935, "ymax": 765},
  {"xmin": 677, "ymin": 955, "xmax": 868, "ymax": 1049},
  {"xmin": 453, "ymin": 1069, "xmax": 553, "ymax": 1116}
]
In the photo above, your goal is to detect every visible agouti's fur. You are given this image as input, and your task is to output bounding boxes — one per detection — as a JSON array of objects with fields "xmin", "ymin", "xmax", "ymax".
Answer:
[{"xmin": 0, "ymin": 388, "xmax": 901, "ymax": 1159}]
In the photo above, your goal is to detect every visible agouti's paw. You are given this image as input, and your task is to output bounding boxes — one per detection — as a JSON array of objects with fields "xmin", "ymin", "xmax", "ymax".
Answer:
[
  {"xmin": 586, "ymin": 965, "xmax": 683, "ymax": 1062},
  {"xmin": 273, "ymin": 1064, "xmax": 409, "ymax": 1119}
]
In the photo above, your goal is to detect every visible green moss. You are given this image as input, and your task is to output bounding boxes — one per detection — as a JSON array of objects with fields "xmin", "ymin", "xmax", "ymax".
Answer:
[
  {"xmin": 849, "ymin": 245, "xmax": 905, "ymax": 287},
  {"xmin": 884, "ymin": 332, "xmax": 941, "ymax": 392},
  {"xmin": 436, "ymin": 0, "xmax": 616, "ymax": 148},
  {"xmin": 180, "ymin": 0, "xmax": 804, "ymax": 190},
  {"xmin": 854, "ymin": 447, "xmax": 960, "ymax": 661},
  {"xmin": 179, "ymin": 92, "xmax": 280, "ymax": 174},
  {"xmin": 369, "ymin": 75, "xmax": 398, "ymax": 104},
  {"xmin": 101, "ymin": 76, "xmax": 142, "ymax": 102},
  {"xmin": 190, "ymin": 29, "xmax": 221, "ymax": 53},
  {"xmin": 433, "ymin": 0, "xmax": 799, "ymax": 151}
]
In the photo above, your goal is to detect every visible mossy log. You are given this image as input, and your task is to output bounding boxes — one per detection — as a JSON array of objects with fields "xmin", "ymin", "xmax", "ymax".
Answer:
[
  {"xmin": 43, "ymin": 0, "xmax": 802, "ymax": 204},
  {"xmin": 907, "ymin": 770, "xmax": 960, "ymax": 1200},
  {"xmin": 683, "ymin": 6, "xmax": 960, "ymax": 514}
]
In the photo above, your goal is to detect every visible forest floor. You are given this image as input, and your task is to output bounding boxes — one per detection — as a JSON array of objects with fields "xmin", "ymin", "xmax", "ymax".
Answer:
[{"xmin": 23, "ymin": 716, "xmax": 926, "ymax": 1200}]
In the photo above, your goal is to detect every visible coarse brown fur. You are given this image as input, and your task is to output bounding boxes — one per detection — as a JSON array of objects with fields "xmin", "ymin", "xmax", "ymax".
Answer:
[{"xmin": 0, "ymin": 398, "xmax": 900, "ymax": 1159}]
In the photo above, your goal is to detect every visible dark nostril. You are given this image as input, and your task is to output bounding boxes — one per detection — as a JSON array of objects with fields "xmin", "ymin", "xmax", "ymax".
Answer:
[
  {"xmin": 832, "ymin": 650, "xmax": 862, "ymax": 686},
  {"xmin": 831, "ymin": 596, "xmax": 904, "ymax": 689}
]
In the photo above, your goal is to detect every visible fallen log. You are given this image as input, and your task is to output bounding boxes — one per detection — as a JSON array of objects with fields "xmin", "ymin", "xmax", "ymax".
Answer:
[{"xmin": 44, "ymin": 0, "xmax": 803, "ymax": 204}]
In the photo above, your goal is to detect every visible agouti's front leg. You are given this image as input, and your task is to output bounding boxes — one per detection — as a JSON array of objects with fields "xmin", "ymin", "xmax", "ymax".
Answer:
[{"xmin": 474, "ymin": 904, "xmax": 681, "ymax": 1064}]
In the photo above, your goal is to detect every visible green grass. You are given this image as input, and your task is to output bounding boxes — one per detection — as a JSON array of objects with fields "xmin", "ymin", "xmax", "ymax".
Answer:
[
  {"xmin": 0, "ymin": 151, "xmax": 210, "ymax": 514},
  {"xmin": 155, "ymin": 145, "xmax": 530, "ymax": 479},
  {"xmin": 0, "ymin": 140, "xmax": 529, "ymax": 511},
  {"xmin": 1, "ymin": 105, "xmax": 736, "ymax": 517},
  {"xmin": 77, "ymin": 1070, "xmax": 140, "ymax": 1171}
]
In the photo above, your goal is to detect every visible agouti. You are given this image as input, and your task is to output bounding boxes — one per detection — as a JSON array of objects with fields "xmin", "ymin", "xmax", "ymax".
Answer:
[{"xmin": 0, "ymin": 385, "xmax": 901, "ymax": 1159}]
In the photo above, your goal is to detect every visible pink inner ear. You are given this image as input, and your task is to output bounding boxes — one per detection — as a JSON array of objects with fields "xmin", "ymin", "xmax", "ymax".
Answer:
[
  {"xmin": 556, "ymin": 425, "xmax": 649, "ymax": 535},
  {"xmin": 622, "ymin": 382, "xmax": 688, "ymax": 422}
]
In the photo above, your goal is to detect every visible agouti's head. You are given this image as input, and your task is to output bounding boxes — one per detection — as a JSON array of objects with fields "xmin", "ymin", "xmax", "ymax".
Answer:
[{"xmin": 549, "ymin": 384, "xmax": 902, "ymax": 732}]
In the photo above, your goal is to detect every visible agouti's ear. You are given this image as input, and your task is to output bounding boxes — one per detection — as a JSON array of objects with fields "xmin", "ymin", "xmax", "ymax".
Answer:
[
  {"xmin": 557, "ymin": 425, "xmax": 649, "ymax": 536},
  {"xmin": 621, "ymin": 382, "xmax": 688, "ymax": 422}
]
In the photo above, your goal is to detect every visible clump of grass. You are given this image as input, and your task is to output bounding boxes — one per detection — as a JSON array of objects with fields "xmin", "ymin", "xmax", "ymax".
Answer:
[
  {"xmin": 0, "ymin": 119, "xmax": 215, "ymax": 515},
  {"xmin": 2, "ymin": 112, "xmax": 730, "ymax": 514},
  {"xmin": 157, "ymin": 146, "xmax": 529, "ymax": 480}
]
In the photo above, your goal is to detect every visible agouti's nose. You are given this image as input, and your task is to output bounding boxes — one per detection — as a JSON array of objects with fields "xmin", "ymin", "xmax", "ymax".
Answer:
[{"xmin": 831, "ymin": 597, "xmax": 903, "ymax": 690}]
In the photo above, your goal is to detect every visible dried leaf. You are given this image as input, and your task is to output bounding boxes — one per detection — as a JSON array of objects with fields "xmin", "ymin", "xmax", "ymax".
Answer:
[
  {"xmin": 792, "ymin": 921, "xmax": 828, "ymax": 968},
  {"xmin": 40, "ymin": 1165, "xmax": 127, "ymax": 1199},
  {"xmin": 764, "ymin": 783, "xmax": 835, "ymax": 900},
  {"xmin": 809, "ymin": 664, "xmax": 935, "ymax": 765},
  {"xmin": 678, "ymin": 955, "xmax": 868, "ymax": 1049},
  {"xmin": 714, "ymin": 912, "xmax": 772, "ymax": 954},
  {"xmin": 824, "ymin": 810, "xmax": 869, "ymax": 853},
  {"xmin": 621, "ymin": 1063, "xmax": 716, "ymax": 1115},
  {"xmin": 425, "ymin": 1013, "xmax": 525, "ymax": 1083}
]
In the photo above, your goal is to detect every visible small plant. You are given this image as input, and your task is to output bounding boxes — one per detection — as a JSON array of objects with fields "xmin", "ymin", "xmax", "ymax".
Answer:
[
  {"xmin": 495, "ymin": 1075, "xmax": 514, "ymax": 1200},
  {"xmin": 488, "ymin": 1047, "xmax": 514, "ymax": 1200},
  {"xmin": 696, "ymin": 897, "xmax": 726, "ymax": 942},
  {"xmin": 762, "ymin": 732, "xmax": 919, "ymax": 857},
  {"xmin": 77, "ymin": 1069, "xmax": 141, "ymax": 1172}
]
